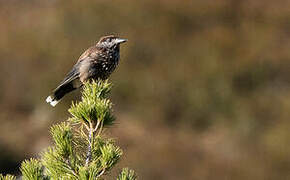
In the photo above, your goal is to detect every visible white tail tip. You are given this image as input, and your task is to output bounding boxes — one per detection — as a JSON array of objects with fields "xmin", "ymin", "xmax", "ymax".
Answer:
[{"xmin": 46, "ymin": 96, "xmax": 59, "ymax": 107}]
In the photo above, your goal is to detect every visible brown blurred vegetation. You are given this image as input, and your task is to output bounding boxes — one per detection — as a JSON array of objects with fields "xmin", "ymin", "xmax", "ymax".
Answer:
[{"xmin": 1, "ymin": 0, "xmax": 290, "ymax": 179}]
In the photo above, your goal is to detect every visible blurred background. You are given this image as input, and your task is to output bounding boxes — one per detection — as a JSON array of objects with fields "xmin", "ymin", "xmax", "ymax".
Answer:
[{"xmin": 1, "ymin": 0, "xmax": 290, "ymax": 179}]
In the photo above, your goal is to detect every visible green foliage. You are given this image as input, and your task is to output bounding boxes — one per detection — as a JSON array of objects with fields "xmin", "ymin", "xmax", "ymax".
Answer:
[
  {"xmin": 117, "ymin": 168, "xmax": 137, "ymax": 180},
  {"xmin": 20, "ymin": 159, "xmax": 47, "ymax": 180},
  {"xmin": 99, "ymin": 143, "xmax": 122, "ymax": 170},
  {"xmin": 69, "ymin": 80, "xmax": 115, "ymax": 128},
  {"xmin": 42, "ymin": 146, "xmax": 79, "ymax": 179},
  {"xmin": 0, "ymin": 174, "xmax": 16, "ymax": 180},
  {"xmin": 5, "ymin": 80, "xmax": 136, "ymax": 179},
  {"xmin": 51, "ymin": 122, "xmax": 74, "ymax": 158}
]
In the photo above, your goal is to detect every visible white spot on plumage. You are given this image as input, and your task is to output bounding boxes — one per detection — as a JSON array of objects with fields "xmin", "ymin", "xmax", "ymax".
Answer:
[
  {"xmin": 46, "ymin": 96, "xmax": 60, "ymax": 107},
  {"xmin": 46, "ymin": 96, "xmax": 52, "ymax": 103}
]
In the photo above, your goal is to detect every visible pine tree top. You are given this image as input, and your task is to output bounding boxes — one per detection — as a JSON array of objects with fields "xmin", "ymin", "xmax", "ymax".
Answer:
[{"xmin": 1, "ymin": 80, "xmax": 137, "ymax": 180}]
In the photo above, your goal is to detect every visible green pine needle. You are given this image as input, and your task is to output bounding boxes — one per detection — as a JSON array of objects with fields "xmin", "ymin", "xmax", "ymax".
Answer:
[
  {"xmin": 0, "ymin": 174, "xmax": 16, "ymax": 180},
  {"xmin": 99, "ymin": 143, "xmax": 122, "ymax": 170},
  {"xmin": 5, "ymin": 79, "xmax": 137, "ymax": 179},
  {"xmin": 41, "ymin": 147, "xmax": 78, "ymax": 179},
  {"xmin": 69, "ymin": 80, "xmax": 115, "ymax": 128},
  {"xmin": 50, "ymin": 122, "xmax": 73, "ymax": 158},
  {"xmin": 20, "ymin": 158, "xmax": 46, "ymax": 180},
  {"xmin": 117, "ymin": 168, "xmax": 137, "ymax": 180}
]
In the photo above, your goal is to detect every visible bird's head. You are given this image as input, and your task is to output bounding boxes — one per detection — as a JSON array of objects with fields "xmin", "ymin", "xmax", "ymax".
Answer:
[{"xmin": 97, "ymin": 35, "xmax": 127, "ymax": 49}]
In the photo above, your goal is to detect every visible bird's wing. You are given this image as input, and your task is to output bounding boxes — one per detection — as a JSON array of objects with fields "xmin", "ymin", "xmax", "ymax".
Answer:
[
  {"xmin": 56, "ymin": 46, "xmax": 101, "ymax": 87},
  {"xmin": 55, "ymin": 46, "xmax": 97, "ymax": 89},
  {"xmin": 77, "ymin": 46, "xmax": 97, "ymax": 63},
  {"xmin": 78, "ymin": 47, "xmax": 104, "ymax": 83},
  {"xmin": 56, "ymin": 63, "xmax": 81, "ymax": 90}
]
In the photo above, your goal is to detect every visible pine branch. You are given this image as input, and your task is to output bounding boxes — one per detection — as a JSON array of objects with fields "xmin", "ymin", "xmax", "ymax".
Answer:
[
  {"xmin": 20, "ymin": 158, "xmax": 47, "ymax": 180},
  {"xmin": 3, "ymin": 79, "xmax": 137, "ymax": 179},
  {"xmin": 0, "ymin": 174, "xmax": 16, "ymax": 180},
  {"xmin": 85, "ymin": 123, "xmax": 94, "ymax": 166},
  {"xmin": 117, "ymin": 168, "xmax": 137, "ymax": 180}
]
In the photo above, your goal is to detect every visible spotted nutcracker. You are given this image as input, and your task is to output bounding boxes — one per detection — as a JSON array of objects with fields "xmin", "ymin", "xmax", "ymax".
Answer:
[{"xmin": 46, "ymin": 35, "xmax": 127, "ymax": 106}]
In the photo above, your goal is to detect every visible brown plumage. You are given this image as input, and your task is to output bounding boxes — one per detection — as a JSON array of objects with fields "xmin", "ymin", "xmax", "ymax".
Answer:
[{"xmin": 46, "ymin": 35, "xmax": 127, "ymax": 106}]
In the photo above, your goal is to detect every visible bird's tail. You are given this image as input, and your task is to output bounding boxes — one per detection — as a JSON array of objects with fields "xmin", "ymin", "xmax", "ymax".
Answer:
[{"xmin": 46, "ymin": 82, "xmax": 76, "ymax": 107}]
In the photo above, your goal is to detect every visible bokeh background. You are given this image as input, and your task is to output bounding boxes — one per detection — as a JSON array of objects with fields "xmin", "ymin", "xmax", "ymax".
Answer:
[{"xmin": 1, "ymin": 0, "xmax": 290, "ymax": 179}]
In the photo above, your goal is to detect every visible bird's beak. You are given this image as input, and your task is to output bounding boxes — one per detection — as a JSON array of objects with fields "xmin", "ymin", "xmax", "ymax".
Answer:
[{"xmin": 115, "ymin": 38, "xmax": 128, "ymax": 44}]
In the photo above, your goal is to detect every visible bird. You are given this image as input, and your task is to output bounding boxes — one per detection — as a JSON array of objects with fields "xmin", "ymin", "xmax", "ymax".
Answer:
[{"xmin": 46, "ymin": 35, "xmax": 127, "ymax": 107}]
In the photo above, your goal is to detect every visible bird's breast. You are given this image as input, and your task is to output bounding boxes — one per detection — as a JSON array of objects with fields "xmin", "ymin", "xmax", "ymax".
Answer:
[{"xmin": 90, "ymin": 57, "xmax": 118, "ymax": 80}]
